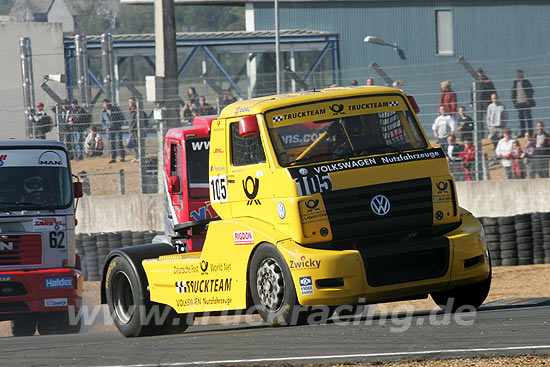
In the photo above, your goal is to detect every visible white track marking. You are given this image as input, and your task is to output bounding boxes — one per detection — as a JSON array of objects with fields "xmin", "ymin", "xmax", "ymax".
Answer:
[{"xmin": 88, "ymin": 345, "xmax": 550, "ymax": 367}]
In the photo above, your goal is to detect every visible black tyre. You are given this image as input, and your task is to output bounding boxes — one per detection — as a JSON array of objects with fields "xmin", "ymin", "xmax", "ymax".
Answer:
[
  {"xmin": 516, "ymin": 237, "xmax": 533, "ymax": 245},
  {"xmin": 499, "ymin": 225, "xmax": 515, "ymax": 234},
  {"xmin": 502, "ymin": 258, "xmax": 518, "ymax": 266},
  {"xmin": 515, "ymin": 229, "xmax": 532, "ymax": 237},
  {"xmin": 482, "ymin": 217, "xmax": 498, "ymax": 226},
  {"xmin": 533, "ymin": 232, "xmax": 543, "ymax": 240},
  {"xmin": 484, "ymin": 226, "xmax": 499, "ymax": 235},
  {"xmin": 514, "ymin": 214, "xmax": 531, "ymax": 223},
  {"xmin": 500, "ymin": 233, "xmax": 516, "ymax": 242},
  {"xmin": 11, "ymin": 318, "xmax": 36, "ymax": 337},
  {"xmin": 492, "ymin": 259, "xmax": 502, "ymax": 266},
  {"xmin": 514, "ymin": 222, "xmax": 531, "ymax": 230},
  {"xmin": 489, "ymin": 249, "xmax": 501, "ymax": 259},
  {"xmin": 517, "ymin": 243, "xmax": 533, "ymax": 251},
  {"xmin": 431, "ymin": 271, "xmax": 491, "ymax": 313},
  {"xmin": 518, "ymin": 257, "xmax": 533, "ymax": 265},
  {"xmin": 534, "ymin": 258, "xmax": 545, "ymax": 264},
  {"xmin": 498, "ymin": 217, "xmax": 515, "ymax": 225},
  {"xmin": 501, "ymin": 250, "xmax": 517, "ymax": 258},
  {"xmin": 249, "ymin": 243, "xmax": 303, "ymax": 326},
  {"xmin": 487, "ymin": 242, "xmax": 500, "ymax": 251},
  {"xmin": 105, "ymin": 256, "xmax": 189, "ymax": 337},
  {"xmin": 500, "ymin": 242, "xmax": 517, "ymax": 251},
  {"xmin": 518, "ymin": 250, "xmax": 533, "ymax": 258},
  {"xmin": 485, "ymin": 234, "xmax": 500, "ymax": 242},
  {"xmin": 37, "ymin": 311, "xmax": 81, "ymax": 335}
]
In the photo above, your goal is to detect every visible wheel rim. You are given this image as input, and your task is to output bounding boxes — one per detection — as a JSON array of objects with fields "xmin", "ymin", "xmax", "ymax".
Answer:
[
  {"xmin": 111, "ymin": 271, "xmax": 134, "ymax": 324},
  {"xmin": 256, "ymin": 257, "xmax": 285, "ymax": 312}
]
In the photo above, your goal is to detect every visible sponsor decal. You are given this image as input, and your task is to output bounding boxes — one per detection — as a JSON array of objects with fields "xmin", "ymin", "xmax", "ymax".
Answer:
[
  {"xmin": 191, "ymin": 141, "xmax": 210, "ymax": 151},
  {"xmin": 347, "ymin": 100, "xmax": 398, "ymax": 112},
  {"xmin": 210, "ymin": 165, "xmax": 225, "ymax": 172},
  {"xmin": 234, "ymin": 106, "xmax": 250, "ymax": 115},
  {"xmin": 104, "ymin": 260, "xmax": 117, "ymax": 289},
  {"xmin": 272, "ymin": 108, "xmax": 326, "ymax": 123},
  {"xmin": 0, "ymin": 240, "xmax": 14, "ymax": 251},
  {"xmin": 290, "ymin": 255, "xmax": 321, "ymax": 270},
  {"xmin": 329, "ymin": 103, "xmax": 345, "ymax": 115},
  {"xmin": 174, "ymin": 278, "xmax": 232, "ymax": 293},
  {"xmin": 288, "ymin": 148, "xmax": 443, "ymax": 177},
  {"xmin": 436, "ymin": 181, "xmax": 449, "ymax": 193},
  {"xmin": 304, "ymin": 199, "xmax": 320, "ymax": 212},
  {"xmin": 38, "ymin": 151, "xmax": 62, "ymax": 166},
  {"xmin": 210, "ymin": 175, "xmax": 228, "ymax": 203},
  {"xmin": 45, "ymin": 277, "xmax": 73, "ymax": 289},
  {"xmin": 33, "ymin": 217, "xmax": 65, "ymax": 231},
  {"xmin": 370, "ymin": 195, "xmax": 391, "ymax": 216},
  {"xmin": 433, "ymin": 180, "xmax": 452, "ymax": 203},
  {"xmin": 174, "ymin": 264, "xmax": 199, "ymax": 274},
  {"xmin": 0, "ymin": 154, "xmax": 7, "ymax": 167},
  {"xmin": 290, "ymin": 168, "xmax": 332, "ymax": 196},
  {"xmin": 44, "ymin": 298, "xmax": 68, "ymax": 307},
  {"xmin": 299, "ymin": 276, "xmax": 314, "ymax": 295},
  {"xmin": 300, "ymin": 199, "xmax": 327, "ymax": 224},
  {"xmin": 234, "ymin": 231, "xmax": 254, "ymax": 245},
  {"xmin": 277, "ymin": 202, "xmax": 286, "ymax": 219},
  {"xmin": 242, "ymin": 176, "xmax": 261, "ymax": 205},
  {"xmin": 209, "ymin": 262, "xmax": 232, "ymax": 272},
  {"xmin": 0, "ymin": 275, "xmax": 11, "ymax": 282},
  {"xmin": 200, "ymin": 261, "xmax": 209, "ymax": 274},
  {"xmin": 189, "ymin": 202, "xmax": 215, "ymax": 221},
  {"xmin": 213, "ymin": 148, "xmax": 224, "ymax": 154}
]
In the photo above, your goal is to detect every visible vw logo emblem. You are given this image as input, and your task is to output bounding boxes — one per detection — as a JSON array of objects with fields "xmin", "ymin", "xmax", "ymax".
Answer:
[
  {"xmin": 370, "ymin": 195, "xmax": 391, "ymax": 216},
  {"xmin": 299, "ymin": 168, "xmax": 308, "ymax": 176},
  {"xmin": 277, "ymin": 202, "xmax": 286, "ymax": 219}
]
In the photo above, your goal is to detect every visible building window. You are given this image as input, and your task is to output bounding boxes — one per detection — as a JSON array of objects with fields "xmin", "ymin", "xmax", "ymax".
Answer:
[{"xmin": 436, "ymin": 10, "xmax": 453, "ymax": 55}]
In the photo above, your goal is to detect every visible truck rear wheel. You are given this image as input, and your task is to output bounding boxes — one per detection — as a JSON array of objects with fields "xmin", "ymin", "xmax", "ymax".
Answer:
[
  {"xmin": 249, "ymin": 244, "xmax": 307, "ymax": 326},
  {"xmin": 37, "ymin": 311, "xmax": 81, "ymax": 335},
  {"xmin": 105, "ymin": 256, "xmax": 189, "ymax": 337},
  {"xmin": 431, "ymin": 272, "xmax": 492, "ymax": 312},
  {"xmin": 11, "ymin": 318, "xmax": 36, "ymax": 337}
]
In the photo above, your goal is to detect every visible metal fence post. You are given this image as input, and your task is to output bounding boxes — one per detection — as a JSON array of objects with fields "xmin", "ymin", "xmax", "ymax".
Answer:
[
  {"xmin": 80, "ymin": 170, "xmax": 91, "ymax": 196},
  {"xmin": 20, "ymin": 37, "xmax": 35, "ymax": 139},
  {"xmin": 119, "ymin": 169, "xmax": 125, "ymax": 195}
]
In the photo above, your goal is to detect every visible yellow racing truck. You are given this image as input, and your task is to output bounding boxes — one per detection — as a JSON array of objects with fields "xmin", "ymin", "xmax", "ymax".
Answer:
[{"xmin": 101, "ymin": 86, "xmax": 490, "ymax": 337}]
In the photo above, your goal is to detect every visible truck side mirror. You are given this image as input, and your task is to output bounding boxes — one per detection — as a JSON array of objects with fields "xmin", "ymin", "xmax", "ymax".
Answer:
[
  {"xmin": 73, "ymin": 181, "xmax": 83, "ymax": 198},
  {"xmin": 239, "ymin": 115, "xmax": 260, "ymax": 137},
  {"xmin": 168, "ymin": 176, "xmax": 180, "ymax": 194}
]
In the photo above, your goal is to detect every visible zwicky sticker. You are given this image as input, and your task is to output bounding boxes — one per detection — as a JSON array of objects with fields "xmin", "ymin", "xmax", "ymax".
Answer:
[
  {"xmin": 299, "ymin": 276, "xmax": 314, "ymax": 295},
  {"xmin": 33, "ymin": 217, "xmax": 65, "ymax": 231},
  {"xmin": 290, "ymin": 255, "xmax": 321, "ymax": 270},
  {"xmin": 234, "ymin": 231, "xmax": 254, "ymax": 245}
]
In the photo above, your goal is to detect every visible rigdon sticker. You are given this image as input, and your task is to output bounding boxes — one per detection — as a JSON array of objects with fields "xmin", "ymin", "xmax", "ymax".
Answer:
[{"xmin": 33, "ymin": 217, "xmax": 65, "ymax": 231}]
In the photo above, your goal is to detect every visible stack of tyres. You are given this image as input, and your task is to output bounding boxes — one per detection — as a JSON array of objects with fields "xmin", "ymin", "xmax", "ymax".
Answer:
[
  {"xmin": 515, "ymin": 214, "xmax": 533, "ymax": 265},
  {"xmin": 132, "ymin": 231, "xmax": 145, "ymax": 246},
  {"xmin": 108, "ymin": 232, "xmax": 122, "ymax": 250},
  {"xmin": 75, "ymin": 234, "xmax": 85, "ymax": 276},
  {"xmin": 498, "ymin": 216, "xmax": 517, "ymax": 266},
  {"xmin": 532, "ymin": 212, "xmax": 545, "ymax": 264},
  {"xmin": 82, "ymin": 234, "xmax": 99, "ymax": 281},
  {"xmin": 144, "ymin": 230, "xmax": 160, "ymax": 244},
  {"xmin": 96, "ymin": 233, "xmax": 110, "ymax": 280},
  {"xmin": 121, "ymin": 231, "xmax": 133, "ymax": 247},
  {"xmin": 482, "ymin": 217, "xmax": 501, "ymax": 266},
  {"xmin": 543, "ymin": 212, "xmax": 550, "ymax": 264}
]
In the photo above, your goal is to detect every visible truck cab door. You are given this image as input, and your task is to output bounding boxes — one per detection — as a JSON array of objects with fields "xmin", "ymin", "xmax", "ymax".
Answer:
[{"xmin": 166, "ymin": 139, "xmax": 185, "ymax": 223}]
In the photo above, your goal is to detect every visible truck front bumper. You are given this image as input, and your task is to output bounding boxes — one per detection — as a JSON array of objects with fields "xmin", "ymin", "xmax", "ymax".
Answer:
[{"xmin": 0, "ymin": 267, "xmax": 83, "ymax": 321}]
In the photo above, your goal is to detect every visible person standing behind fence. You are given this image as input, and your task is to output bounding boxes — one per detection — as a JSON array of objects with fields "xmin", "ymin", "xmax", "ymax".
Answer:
[
  {"xmin": 366, "ymin": 78, "xmax": 374, "ymax": 86},
  {"xmin": 495, "ymin": 129, "xmax": 516, "ymax": 179},
  {"xmin": 458, "ymin": 140, "xmax": 475, "ymax": 181},
  {"xmin": 533, "ymin": 121, "xmax": 550, "ymax": 178},
  {"xmin": 522, "ymin": 132, "xmax": 536, "ymax": 179},
  {"xmin": 29, "ymin": 103, "xmax": 52, "ymax": 139},
  {"xmin": 439, "ymin": 80, "xmax": 457, "ymax": 118},
  {"xmin": 58, "ymin": 99, "xmax": 74, "ymax": 159},
  {"xmin": 101, "ymin": 98, "xmax": 126, "ymax": 164},
  {"xmin": 512, "ymin": 69, "xmax": 535, "ymax": 136},
  {"xmin": 197, "ymin": 96, "xmax": 216, "ymax": 115},
  {"xmin": 128, "ymin": 97, "xmax": 147, "ymax": 162},
  {"xmin": 432, "ymin": 105, "xmax": 456, "ymax": 152},
  {"xmin": 456, "ymin": 106, "xmax": 474, "ymax": 142},
  {"xmin": 69, "ymin": 99, "xmax": 88, "ymax": 160},
  {"xmin": 470, "ymin": 68, "xmax": 496, "ymax": 113},
  {"xmin": 487, "ymin": 93, "xmax": 508, "ymax": 150},
  {"xmin": 506, "ymin": 140, "xmax": 525, "ymax": 179}
]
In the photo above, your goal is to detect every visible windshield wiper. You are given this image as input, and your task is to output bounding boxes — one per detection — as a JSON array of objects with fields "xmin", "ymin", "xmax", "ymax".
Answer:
[
  {"xmin": 355, "ymin": 144, "xmax": 403, "ymax": 156},
  {"xmin": 289, "ymin": 151, "xmax": 347, "ymax": 166}
]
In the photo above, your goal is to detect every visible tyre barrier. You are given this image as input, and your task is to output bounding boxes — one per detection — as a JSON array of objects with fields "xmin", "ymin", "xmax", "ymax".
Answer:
[
  {"xmin": 480, "ymin": 212, "xmax": 550, "ymax": 267},
  {"xmin": 75, "ymin": 231, "xmax": 163, "ymax": 281}
]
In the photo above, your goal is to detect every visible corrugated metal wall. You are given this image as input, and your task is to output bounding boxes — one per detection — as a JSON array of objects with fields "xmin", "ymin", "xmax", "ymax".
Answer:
[{"xmin": 252, "ymin": 0, "xmax": 550, "ymax": 131}]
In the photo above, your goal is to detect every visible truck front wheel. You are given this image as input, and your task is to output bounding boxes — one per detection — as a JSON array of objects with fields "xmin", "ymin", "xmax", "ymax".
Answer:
[
  {"xmin": 11, "ymin": 318, "xmax": 36, "ymax": 337},
  {"xmin": 431, "ymin": 272, "xmax": 491, "ymax": 312},
  {"xmin": 105, "ymin": 256, "xmax": 189, "ymax": 337},
  {"xmin": 250, "ymin": 244, "xmax": 307, "ymax": 326}
]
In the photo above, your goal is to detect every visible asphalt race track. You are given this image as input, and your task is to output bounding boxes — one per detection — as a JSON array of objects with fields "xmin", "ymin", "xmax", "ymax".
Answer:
[{"xmin": 2, "ymin": 302, "xmax": 550, "ymax": 367}]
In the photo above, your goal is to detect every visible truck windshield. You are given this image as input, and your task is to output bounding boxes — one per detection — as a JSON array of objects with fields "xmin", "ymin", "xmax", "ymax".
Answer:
[
  {"xmin": 0, "ymin": 167, "xmax": 72, "ymax": 210},
  {"xmin": 186, "ymin": 138, "xmax": 209, "ymax": 199},
  {"xmin": 265, "ymin": 95, "xmax": 428, "ymax": 167}
]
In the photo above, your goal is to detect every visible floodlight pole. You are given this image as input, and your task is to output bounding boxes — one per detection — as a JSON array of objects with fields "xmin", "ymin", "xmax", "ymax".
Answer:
[{"xmin": 275, "ymin": 0, "xmax": 281, "ymax": 94}]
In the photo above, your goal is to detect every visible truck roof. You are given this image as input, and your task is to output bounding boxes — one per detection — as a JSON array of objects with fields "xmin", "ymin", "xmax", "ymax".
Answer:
[
  {"xmin": 165, "ymin": 115, "xmax": 218, "ymax": 141},
  {"xmin": 0, "ymin": 140, "xmax": 68, "ymax": 150},
  {"xmin": 219, "ymin": 86, "xmax": 404, "ymax": 118}
]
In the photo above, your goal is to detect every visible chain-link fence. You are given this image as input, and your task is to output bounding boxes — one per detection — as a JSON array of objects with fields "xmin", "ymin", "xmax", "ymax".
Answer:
[{"xmin": 3, "ymin": 53, "xmax": 550, "ymax": 195}]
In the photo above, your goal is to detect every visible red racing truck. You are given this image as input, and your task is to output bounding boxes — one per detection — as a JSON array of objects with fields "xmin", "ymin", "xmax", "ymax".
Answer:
[{"xmin": 0, "ymin": 140, "xmax": 83, "ymax": 336}]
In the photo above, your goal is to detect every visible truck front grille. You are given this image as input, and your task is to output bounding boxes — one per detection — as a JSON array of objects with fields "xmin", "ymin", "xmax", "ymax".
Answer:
[
  {"xmin": 322, "ymin": 178, "xmax": 433, "ymax": 241},
  {"xmin": 0, "ymin": 234, "xmax": 42, "ymax": 266}
]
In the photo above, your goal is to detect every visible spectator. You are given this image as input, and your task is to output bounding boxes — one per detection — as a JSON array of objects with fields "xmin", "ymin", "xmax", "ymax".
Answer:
[
  {"xmin": 101, "ymin": 98, "xmax": 126, "ymax": 163},
  {"xmin": 58, "ymin": 99, "xmax": 74, "ymax": 159},
  {"xmin": 351, "ymin": 80, "xmax": 358, "ymax": 86},
  {"xmin": 506, "ymin": 140, "xmax": 525, "ymax": 179},
  {"xmin": 69, "ymin": 99, "xmax": 88, "ymax": 160},
  {"xmin": 197, "ymin": 96, "xmax": 216, "ymax": 115},
  {"xmin": 470, "ymin": 68, "xmax": 496, "ymax": 113},
  {"xmin": 432, "ymin": 105, "xmax": 456, "ymax": 152},
  {"xmin": 84, "ymin": 125, "xmax": 104, "ymax": 157},
  {"xmin": 439, "ymin": 80, "xmax": 457, "ymax": 118},
  {"xmin": 29, "ymin": 102, "xmax": 52, "ymax": 139},
  {"xmin": 446, "ymin": 135, "xmax": 464, "ymax": 180},
  {"xmin": 392, "ymin": 80, "xmax": 403, "ymax": 90},
  {"xmin": 512, "ymin": 69, "xmax": 535, "ymax": 136},
  {"xmin": 182, "ymin": 99, "xmax": 196, "ymax": 122},
  {"xmin": 495, "ymin": 129, "xmax": 516, "ymax": 179},
  {"xmin": 533, "ymin": 121, "xmax": 550, "ymax": 178},
  {"xmin": 522, "ymin": 132, "xmax": 536, "ymax": 179},
  {"xmin": 366, "ymin": 78, "xmax": 374, "ymax": 86},
  {"xmin": 456, "ymin": 106, "xmax": 474, "ymax": 142},
  {"xmin": 220, "ymin": 90, "xmax": 237, "ymax": 111},
  {"xmin": 128, "ymin": 97, "xmax": 147, "ymax": 162},
  {"xmin": 187, "ymin": 87, "xmax": 199, "ymax": 108},
  {"xmin": 458, "ymin": 140, "xmax": 475, "ymax": 181},
  {"xmin": 487, "ymin": 93, "xmax": 508, "ymax": 150}
]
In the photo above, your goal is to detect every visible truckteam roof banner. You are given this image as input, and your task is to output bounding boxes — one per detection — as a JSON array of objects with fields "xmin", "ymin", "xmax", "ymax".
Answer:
[
  {"xmin": 0, "ymin": 149, "xmax": 68, "ymax": 168},
  {"xmin": 266, "ymin": 95, "xmax": 407, "ymax": 128}
]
